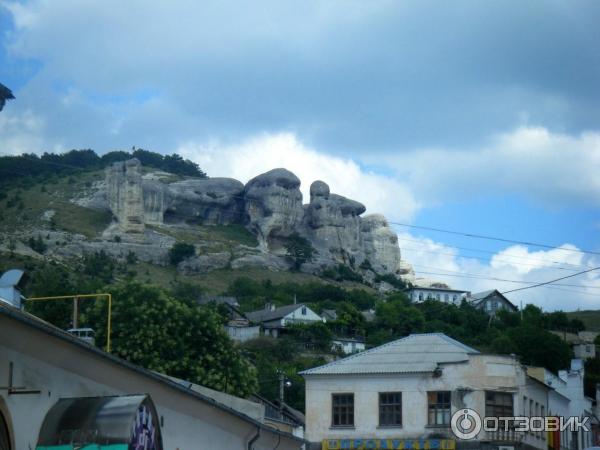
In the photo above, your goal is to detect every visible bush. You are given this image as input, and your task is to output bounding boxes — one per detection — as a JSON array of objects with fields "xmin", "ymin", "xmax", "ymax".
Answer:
[
  {"xmin": 28, "ymin": 235, "xmax": 47, "ymax": 254},
  {"xmin": 169, "ymin": 242, "xmax": 195, "ymax": 265}
]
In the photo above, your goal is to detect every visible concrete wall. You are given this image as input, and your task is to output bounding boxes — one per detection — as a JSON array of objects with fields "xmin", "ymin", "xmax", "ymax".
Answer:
[
  {"xmin": 304, "ymin": 354, "xmax": 547, "ymax": 450},
  {"xmin": 0, "ymin": 313, "xmax": 301, "ymax": 450}
]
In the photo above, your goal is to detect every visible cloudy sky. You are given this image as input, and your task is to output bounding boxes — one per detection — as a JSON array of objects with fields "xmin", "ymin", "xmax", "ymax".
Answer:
[{"xmin": 1, "ymin": 1, "xmax": 599, "ymax": 310}]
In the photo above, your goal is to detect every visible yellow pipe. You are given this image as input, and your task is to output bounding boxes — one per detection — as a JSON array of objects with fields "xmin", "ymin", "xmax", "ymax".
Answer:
[{"xmin": 26, "ymin": 293, "xmax": 113, "ymax": 353}]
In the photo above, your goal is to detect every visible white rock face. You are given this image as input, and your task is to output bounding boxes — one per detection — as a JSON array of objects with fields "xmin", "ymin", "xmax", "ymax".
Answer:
[
  {"xmin": 360, "ymin": 214, "xmax": 402, "ymax": 275},
  {"xmin": 243, "ymin": 168, "xmax": 304, "ymax": 251},
  {"xmin": 303, "ymin": 180, "xmax": 366, "ymax": 266},
  {"xmin": 106, "ymin": 159, "xmax": 145, "ymax": 233},
  {"xmin": 102, "ymin": 159, "xmax": 416, "ymax": 284}
]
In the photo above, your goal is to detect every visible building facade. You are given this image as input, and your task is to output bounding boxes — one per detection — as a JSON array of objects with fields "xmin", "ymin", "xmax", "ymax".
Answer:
[
  {"xmin": 301, "ymin": 333, "xmax": 595, "ymax": 450},
  {"xmin": 246, "ymin": 303, "xmax": 324, "ymax": 337},
  {"xmin": 407, "ymin": 287, "xmax": 470, "ymax": 305},
  {"xmin": 0, "ymin": 302, "xmax": 304, "ymax": 450}
]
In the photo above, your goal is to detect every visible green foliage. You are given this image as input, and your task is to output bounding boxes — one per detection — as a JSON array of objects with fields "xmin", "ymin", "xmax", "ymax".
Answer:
[
  {"xmin": 87, "ymin": 281, "xmax": 257, "ymax": 396},
  {"xmin": 0, "ymin": 148, "xmax": 207, "ymax": 185},
  {"xmin": 322, "ymin": 264, "xmax": 364, "ymax": 283},
  {"xmin": 284, "ymin": 232, "xmax": 315, "ymax": 270},
  {"xmin": 171, "ymin": 282, "xmax": 204, "ymax": 303},
  {"xmin": 28, "ymin": 235, "xmax": 47, "ymax": 254},
  {"xmin": 169, "ymin": 242, "xmax": 196, "ymax": 265},
  {"xmin": 286, "ymin": 322, "xmax": 334, "ymax": 352},
  {"xmin": 374, "ymin": 273, "xmax": 407, "ymax": 290},
  {"xmin": 82, "ymin": 250, "xmax": 115, "ymax": 285}
]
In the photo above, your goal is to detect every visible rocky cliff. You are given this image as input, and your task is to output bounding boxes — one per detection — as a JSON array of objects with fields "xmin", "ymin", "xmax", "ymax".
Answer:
[{"xmin": 104, "ymin": 159, "xmax": 414, "ymax": 282}]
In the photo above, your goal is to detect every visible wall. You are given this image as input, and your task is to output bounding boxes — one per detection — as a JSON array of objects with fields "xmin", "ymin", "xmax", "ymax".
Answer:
[
  {"xmin": 304, "ymin": 354, "xmax": 547, "ymax": 450},
  {"xmin": 0, "ymin": 313, "xmax": 301, "ymax": 450}
]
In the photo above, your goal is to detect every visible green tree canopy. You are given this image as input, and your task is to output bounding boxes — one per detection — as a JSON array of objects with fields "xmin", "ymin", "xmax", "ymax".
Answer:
[{"xmin": 87, "ymin": 281, "xmax": 257, "ymax": 397}]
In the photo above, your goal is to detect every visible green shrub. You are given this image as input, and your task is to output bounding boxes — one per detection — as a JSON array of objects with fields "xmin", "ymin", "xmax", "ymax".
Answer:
[{"xmin": 169, "ymin": 242, "xmax": 195, "ymax": 265}]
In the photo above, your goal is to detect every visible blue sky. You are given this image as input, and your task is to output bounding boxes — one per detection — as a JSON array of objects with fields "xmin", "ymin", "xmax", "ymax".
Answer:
[{"xmin": 1, "ymin": 0, "xmax": 599, "ymax": 310}]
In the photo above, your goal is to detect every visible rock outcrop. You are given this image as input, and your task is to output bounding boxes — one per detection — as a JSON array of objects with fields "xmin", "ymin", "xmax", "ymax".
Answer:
[
  {"xmin": 243, "ymin": 169, "xmax": 303, "ymax": 251},
  {"xmin": 168, "ymin": 178, "xmax": 244, "ymax": 225},
  {"xmin": 104, "ymin": 159, "xmax": 415, "ymax": 281},
  {"xmin": 106, "ymin": 159, "xmax": 145, "ymax": 233}
]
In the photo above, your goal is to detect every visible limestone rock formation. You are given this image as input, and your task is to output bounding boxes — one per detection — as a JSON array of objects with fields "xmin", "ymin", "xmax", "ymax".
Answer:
[
  {"xmin": 102, "ymin": 159, "xmax": 416, "ymax": 283},
  {"xmin": 168, "ymin": 178, "xmax": 244, "ymax": 225},
  {"xmin": 106, "ymin": 159, "xmax": 145, "ymax": 233},
  {"xmin": 303, "ymin": 180, "xmax": 366, "ymax": 266},
  {"xmin": 360, "ymin": 214, "xmax": 402, "ymax": 275},
  {"xmin": 243, "ymin": 168, "xmax": 303, "ymax": 251}
]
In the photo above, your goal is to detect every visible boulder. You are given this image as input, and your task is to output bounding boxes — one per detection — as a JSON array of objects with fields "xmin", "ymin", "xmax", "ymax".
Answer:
[
  {"xmin": 243, "ymin": 169, "xmax": 304, "ymax": 251},
  {"xmin": 167, "ymin": 178, "xmax": 244, "ymax": 225},
  {"xmin": 303, "ymin": 180, "xmax": 365, "ymax": 266},
  {"xmin": 360, "ymin": 214, "xmax": 402, "ymax": 275}
]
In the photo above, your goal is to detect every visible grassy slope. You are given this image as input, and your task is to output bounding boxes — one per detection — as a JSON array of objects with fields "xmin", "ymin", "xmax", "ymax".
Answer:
[
  {"xmin": 1, "ymin": 170, "xmax": 374, "ymax": 296},
  {"xmin": 566, "ymin": 311, "xmax": 600, "ymax": 332}
]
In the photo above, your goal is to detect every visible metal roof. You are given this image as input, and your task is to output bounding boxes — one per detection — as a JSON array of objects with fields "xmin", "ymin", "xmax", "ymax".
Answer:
[
  {"xmin": 299, "ymin": 333, "xmax": 479, "ymax": 376},
  {"xmin": 246, "ymin": 304, "xmax": 306, "ymax": 323},
  {"xmin": 0, "ymin": 269, "xmax": 25, "ymax": 287}
]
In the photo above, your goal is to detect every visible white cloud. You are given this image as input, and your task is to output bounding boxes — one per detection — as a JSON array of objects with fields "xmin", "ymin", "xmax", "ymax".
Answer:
[
  {"xmin": 379, "ymin": 126, "xmax": 600, "ymax": 208},
  {"xmin": 177, "ymin": 132, "xmax": 420, "ymax": 222},
  {"xmin": 397, "ymin": 231, "xmax": 600, "ymax": 311}
]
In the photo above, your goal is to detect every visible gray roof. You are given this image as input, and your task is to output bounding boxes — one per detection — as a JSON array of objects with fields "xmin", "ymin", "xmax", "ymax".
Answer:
[
  {"xmin": 246, "ymin": 304, "xmax": 305, "ymax": 323},
  {"xmin": 470, "ymin": 290, "xmax": 496, "ymax": 301},
  {"xmin": 469, "ymin": 289, "xmax": 518, "ymax": 311},
  {"xmin": 300, "ymin": 333, "xmax": 479, "ymax": 376}
]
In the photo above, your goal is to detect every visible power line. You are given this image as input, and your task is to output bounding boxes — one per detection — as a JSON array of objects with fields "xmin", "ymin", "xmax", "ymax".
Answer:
[
  {"xmin": 390, "ymin": 221, "xmax": 600, "ymax": 257},
  {"xmin": 501, "ymin": 266, "xmax": 600, "ymax": 294}
]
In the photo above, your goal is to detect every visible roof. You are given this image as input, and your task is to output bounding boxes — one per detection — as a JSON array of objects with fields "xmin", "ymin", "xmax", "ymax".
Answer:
[
  {"xmin": 0, "ymin": 302, "xmax": 304, "ymax": 444},
  {"xmin": 469, "ymin": 289, "xmax": 518, "ymax": 311},
  {"xmin": 300, "ymin": 333, "xmax": 479, "ymax": 376},
  {"xmin": 246, "ymin": 304, "xmax": 306, "ymax": 323}
]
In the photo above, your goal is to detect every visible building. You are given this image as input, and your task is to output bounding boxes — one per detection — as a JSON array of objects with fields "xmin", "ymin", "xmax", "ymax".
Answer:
[
  {"xmin": 0, "ymin": 301, "xmax": 304, "ymax": 450},
  {"xmin": 528, "ymin": 361, "xmax": 599, "ymax": 450},
  {"xmin": 550, "ymin": 331, "xmax": 598, "ymax": 360},
  {"xmin": 407, "ymin": 286, "xmax": 470, "ymax": 305},
  {"xmin": 300, "ymin": 333, "xmax": 595, "ymax": 450},
  {"xmin": 321, "ymin": 309, "xmax": 338, "ymax": 322},
  {"xmin": 469, "ymin": 290, "xmax": 518, "ymax": 315},
  {"xmin": 331, "ymin": 337, "xmax": 366, "ymax": 355},
  {"xmin": 246, "ymin": 303, "xmax": 324, "ymax": 338}
]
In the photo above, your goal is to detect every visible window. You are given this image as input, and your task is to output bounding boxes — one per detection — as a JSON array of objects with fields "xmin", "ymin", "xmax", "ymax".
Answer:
[
  {"xmin": 428, "ymin": 391, "xmax": 451, "ymax": 426},
  {"xmin": 379, "ymin": 392, "xmax": 402, "ymax": 427},
  {"xmin": 485, "ymin": 392, "xmax": 513, "ymax": 417},
  {"xmin": 418, "ymin": 293, "xmax": 423, "ymax": 301},
  {"xmin": 332, "ymin": 394, "xmax": 354, "ymax": 427},
  {"xmin": 452, "ymin": 295, "xmax": 457, "ymax": 303},
  {"xmin": 301, "ymin": 306, "xmax": 307, "ymax": 315},
  {"xmin": 436, "ymin": 294, "xmax": 441, "ymax": 301},
  {"xmin": 492, "ymin": 300, "xmax": 499, "ymax": 310},
  {"xmin": 444, "ymin": 294, "xmax": 449, "ymax": 302}
]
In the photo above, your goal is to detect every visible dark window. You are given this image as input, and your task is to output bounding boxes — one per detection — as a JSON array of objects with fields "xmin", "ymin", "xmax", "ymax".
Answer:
[
  {"xmin": 332, "ymin": 394, "xmax": 354, "ymax": 427},
  {"xmin": 428, "ymin": 391, "xmax": 451, "ymax": 425},
  {"xmin": 485, "ymin": 392, "xmax": 513, "ymax": 417},
  {"xmin": 301, "ymin": 306, "xmax": 307, "ymax": 315},
  {"xmin": 379, "ymin": 392, "xmax": 402, "ymax": 427}
]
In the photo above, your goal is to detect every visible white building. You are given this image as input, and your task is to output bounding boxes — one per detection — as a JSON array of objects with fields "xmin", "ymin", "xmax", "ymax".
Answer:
[
  {"xmin": 331, "ymin": 337, "xmax": 366, "ymax": 355},
  {"xmin": 407, "ymin": 287, "xmax": 470, "ymax": 305},
  {"xmin": 300, "ymin": 333, "xmax": 590, "ymax": 450},
  {"xmin": 246, "ymin": 303, "xmax": 324, "ymax": 338},
  {"xmin": 0, "ymin": 301, "xmax": 304, "ymax": 450}
]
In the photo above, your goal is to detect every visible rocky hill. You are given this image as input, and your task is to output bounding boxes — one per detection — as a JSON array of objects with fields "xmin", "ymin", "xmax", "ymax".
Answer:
[{"xmin": 1, "ymin": 158, "xmax": 415, "ymax": 291}]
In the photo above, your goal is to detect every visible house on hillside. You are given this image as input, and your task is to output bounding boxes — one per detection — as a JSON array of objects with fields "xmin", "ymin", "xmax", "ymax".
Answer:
[
  {"xmin": 407, "ymin": 286, "xmax": 470, "ymax": 305},
  {"xmin": 331, "ymin": 337, "xmax": 366, "ymax": 355},
  {"xmin": 300, "ymin": 332, "xmax": 596, "ymax": 450},
  {"xmin": 320, "ymin": 309, "xmax": 338, "ymax": 322},
  {"xmin": 550, "ymin": 330, "xmax": 598, "ymax": 360},
  {"xmin": 469, "ymin": 289, "xmax": 518, "ymax": 315},
  {"xmin": 246, "ymin": 303, "xmax": 324, "ymax": 338},
  {"xmin": 199, "ymin": 295, "xmax": 260, "ymax": 342}
]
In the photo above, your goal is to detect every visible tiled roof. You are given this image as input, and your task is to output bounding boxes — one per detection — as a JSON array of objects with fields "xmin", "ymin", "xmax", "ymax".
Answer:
[{"xmin": 299, "ymin": 333, "xmax": 479, "ymax": 376}]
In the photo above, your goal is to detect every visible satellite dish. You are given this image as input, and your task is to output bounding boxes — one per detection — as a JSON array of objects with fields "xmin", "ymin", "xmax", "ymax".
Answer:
[{"xmin": 0, "ymin": 269, "xmax": 26, "ymax": 309}]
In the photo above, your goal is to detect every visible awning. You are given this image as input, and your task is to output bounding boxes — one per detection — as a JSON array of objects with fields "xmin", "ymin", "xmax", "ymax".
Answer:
[{"xmin": 36, "ymin": 394, "xmax": 162, "ymax": 450}]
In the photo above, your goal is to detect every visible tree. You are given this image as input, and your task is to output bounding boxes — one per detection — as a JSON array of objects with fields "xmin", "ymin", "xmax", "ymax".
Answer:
[
  {"xmin": 169, "ymin": 242, "xmax": 195, "ymax": 265},
  {"xmin": 284, "ymin": 232, "xmax": 314, "ymax": 271},
  {"xmin": 87, "ymin": 281, "xmax": 257, "ymax": 396}
]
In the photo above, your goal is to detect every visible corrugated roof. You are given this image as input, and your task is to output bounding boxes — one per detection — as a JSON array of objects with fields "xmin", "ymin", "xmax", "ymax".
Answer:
[
  {"xmin": 300, "ymin": 333, "xmax": 479, "ymax": 376},
  {"xmin": 246, "ymin": 304, "xmax": 304, "ymax": 323}
]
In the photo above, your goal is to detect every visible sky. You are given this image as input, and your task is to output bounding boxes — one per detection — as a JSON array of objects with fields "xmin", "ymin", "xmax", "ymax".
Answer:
[{"xmin": 1, "ymin": 0, "xmax": 599, "ymax": 311}]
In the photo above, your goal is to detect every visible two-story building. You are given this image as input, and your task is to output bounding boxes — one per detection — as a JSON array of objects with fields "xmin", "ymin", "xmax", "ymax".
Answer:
[
  {"xmin": 407, "ymin": 287, "xmax": 470, "ymax": 305},
  {"xmin": 300, "ymin": 333, "xmax": 587, "ymax": 450},
  {"xmin": 469, "ymin": 290, "xmax": 518, "ymax": 315}
]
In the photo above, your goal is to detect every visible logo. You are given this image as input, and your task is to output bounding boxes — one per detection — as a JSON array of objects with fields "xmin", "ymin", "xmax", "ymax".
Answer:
[{"xmin": 451, "ymin": 408, "xmax": 482, "ymax": 440}]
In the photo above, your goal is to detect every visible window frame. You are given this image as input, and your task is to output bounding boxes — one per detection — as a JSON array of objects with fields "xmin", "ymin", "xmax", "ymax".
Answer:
[
  {"xmin": 427, "ymin": 391, "xmax": 452, "ymax": 426},
  {"xmin": 378, "ymin": 392, "xmax": 403, "ymax": 427},
  {"xmin": 331, "ymin": 393, "xmax": 355, "ymax": 428},
  {"xmin": 485, "ymin": 391, "xmax": 514, "ymax": 418}
]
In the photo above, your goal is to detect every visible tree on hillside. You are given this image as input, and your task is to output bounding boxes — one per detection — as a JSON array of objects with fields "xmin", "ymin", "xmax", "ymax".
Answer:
[
  {"xmin": 284, "ymin": 232, "xmax": 315, "ymax": 271},
  {"xmin": 87, "ymin": 281, "xmax": 257, "ymax": 397},
  {"xmin": 169, "ymin": 242, "xmax": 195, "ymax": 265}
]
